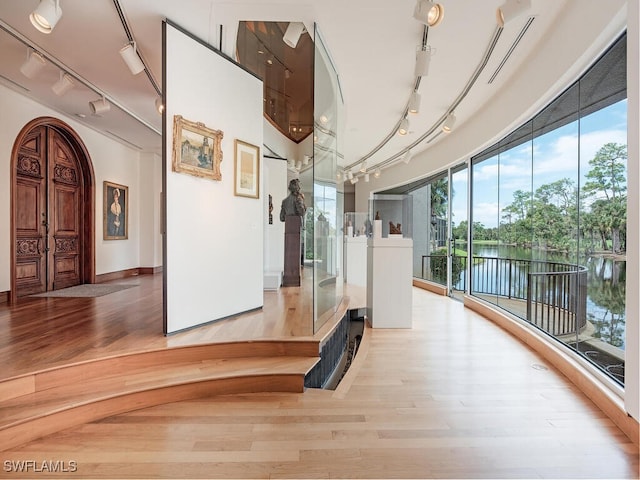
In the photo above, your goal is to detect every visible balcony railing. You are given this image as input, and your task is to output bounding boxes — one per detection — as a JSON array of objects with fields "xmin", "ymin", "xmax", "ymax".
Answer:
[{"xmin": 421, "ymin": 254, "xmax": 587, "ymax": 337}]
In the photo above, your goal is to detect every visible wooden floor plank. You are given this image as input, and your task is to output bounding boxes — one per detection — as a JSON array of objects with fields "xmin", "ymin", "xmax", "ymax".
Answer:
[{"xmin": 0, "ymin": 275, "xmax": 638, "ymax": 478}]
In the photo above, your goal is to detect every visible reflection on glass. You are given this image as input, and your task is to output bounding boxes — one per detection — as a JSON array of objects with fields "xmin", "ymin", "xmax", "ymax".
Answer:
[
  {"xmin": 411, "ymin": 177, "xmax": 447, "ymax": 284},
  {"xmin": 313, "ymin": 25, "xmax": 343, "ymax": 333}
]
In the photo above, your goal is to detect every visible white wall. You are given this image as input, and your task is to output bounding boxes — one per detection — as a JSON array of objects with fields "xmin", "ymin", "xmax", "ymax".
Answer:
[
  {"xmin": 0, "ymin": 83, "xmax": 149, "ymax": 293},
  {"xmin": 94, "ymin": 137, "xmax": 141, "ymax": 275},
  {"xmin": 138, "ymin": 152, "xmax": 163, "ymax": 269},
  {"xmin": 164, "ymin": 23, "xmax": 263, "ymax": 333}
]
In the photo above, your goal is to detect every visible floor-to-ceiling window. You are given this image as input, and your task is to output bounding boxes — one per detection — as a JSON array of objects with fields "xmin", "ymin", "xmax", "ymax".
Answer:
[
  {"xmin": 410, "ymin": 174, "xmax": 448, "ymax": 285},
  {"xmin": 469, "ymin": 33, "xmax": 627, "ymax": 385}
]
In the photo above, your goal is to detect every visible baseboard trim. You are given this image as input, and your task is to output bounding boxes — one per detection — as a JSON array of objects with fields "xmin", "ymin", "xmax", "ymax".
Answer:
[
  {"xmin": 0, "ymin": 291, "xmax": 8, "ymax": 306},
  {"xmin": 464, "ymin": 294, "xmax": 639, "ymax": 446},
  {"xmin": 413, "ymin": 278, "xmax": 448, "ymax": 296},
  {"xmin": 139, "ymin": 266, "xmax": 163, "ymax": 275},
  {"xmin": 96, "ymin": 267, "xmax": 162, "ymax": 283}
]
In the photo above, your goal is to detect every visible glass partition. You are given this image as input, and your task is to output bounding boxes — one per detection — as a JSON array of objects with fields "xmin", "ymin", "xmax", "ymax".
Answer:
[{"xmin": 313, "ymin": 25, "xmax": 343, "ymax": 332}]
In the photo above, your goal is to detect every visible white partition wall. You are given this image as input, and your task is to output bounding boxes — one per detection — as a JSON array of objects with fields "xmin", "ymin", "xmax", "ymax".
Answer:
[{"xmin": 163, "ymin": 21, "xmax": 263, "ymax": 334}]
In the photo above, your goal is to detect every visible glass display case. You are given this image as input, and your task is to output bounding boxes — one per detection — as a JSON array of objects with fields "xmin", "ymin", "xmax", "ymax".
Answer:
[
  {"xmin": 344, "ymin": 212, "xmax": 374, "ymax": 238},
  {"xmin": 368, "ymin": 194, "xmax": 413, "ymax": 239}
]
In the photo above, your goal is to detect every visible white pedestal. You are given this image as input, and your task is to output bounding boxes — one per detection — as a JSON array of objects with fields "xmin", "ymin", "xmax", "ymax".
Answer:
[
  {"xmin": 373, "ymin": 219, "xmax": 382, "ymax": 238},
  {"xmin": 367, "ymin": 237, "xmax": 413, "ymax": 328},
  {"xmin": 345, "ymin": 235, "xmax": 368, "ymax": 287},
  {"xmin": 264, "ymin": 271, "xmax": 282, "ymax": 290}
]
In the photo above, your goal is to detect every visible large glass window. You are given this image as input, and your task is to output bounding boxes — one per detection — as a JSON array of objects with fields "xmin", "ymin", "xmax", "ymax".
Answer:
[
  {"xmin": 411, "ymin": 174, "xmax": 448, "ymax": 284},
  {"xmin": 470, "ymin": 33, "xmax": 627, "ymax": 385}
]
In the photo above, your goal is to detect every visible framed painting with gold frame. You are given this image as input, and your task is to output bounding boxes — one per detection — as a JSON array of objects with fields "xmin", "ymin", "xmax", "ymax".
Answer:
[
  {"xmin": 172, "ymin": 115, "xmax": 223, "ymax": 180},
  {"xmin": 234, "ymin": 139, "xmax": 260, "ymax": 199}
]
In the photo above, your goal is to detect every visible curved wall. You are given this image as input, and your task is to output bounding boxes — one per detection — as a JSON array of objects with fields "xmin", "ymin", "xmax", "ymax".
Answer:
[
  {"xmin": 355, "ymin": 1, "xmax": 627, "ymax": 210},
  {"xmin": 354, "ymin": 0, "xmax": 637, "ymax": 423}
]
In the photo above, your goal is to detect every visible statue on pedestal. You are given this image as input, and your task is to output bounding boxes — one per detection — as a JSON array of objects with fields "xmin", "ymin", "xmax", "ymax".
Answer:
[{"xmin": 279, "ymin": 179, "xmax": 306, "ymax": 221}]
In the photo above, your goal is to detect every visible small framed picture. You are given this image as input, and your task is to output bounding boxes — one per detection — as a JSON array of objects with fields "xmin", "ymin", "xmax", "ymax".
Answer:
[
  {"xmin": 103, "ymin": 181, "xmax": 128, "ymax": 240},
  {"xmin": 234, "ymin": 139, "xmax": 260, "ymax": 199},
  {"xmin": 172, "ymin": 115, "xmax": 223, "ymax": 181}
]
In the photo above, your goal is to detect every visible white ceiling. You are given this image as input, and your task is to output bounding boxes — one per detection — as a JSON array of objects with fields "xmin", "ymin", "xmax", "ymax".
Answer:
[{"xmin": 0, "ymin": 0, "xmax": 574, "ymax": 172}]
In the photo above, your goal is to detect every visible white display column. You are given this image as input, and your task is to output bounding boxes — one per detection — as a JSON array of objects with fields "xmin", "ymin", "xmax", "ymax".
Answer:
[
  {"xmin": 366, "ymin": 237, "xmax": 413, "ymax": 328},
  {"xmin": 345, "ymin": 235, "xmax": 368, "ymax": 287}
]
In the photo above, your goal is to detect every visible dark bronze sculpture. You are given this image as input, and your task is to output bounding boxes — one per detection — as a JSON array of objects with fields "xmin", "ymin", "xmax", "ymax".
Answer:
[
  {"xmin": 280, "ymin": 179, "xmax": 306, "ymax": 221},
  {"xmin": 389, "ymin": 222, "xmax": 402, "ymax": 234}
]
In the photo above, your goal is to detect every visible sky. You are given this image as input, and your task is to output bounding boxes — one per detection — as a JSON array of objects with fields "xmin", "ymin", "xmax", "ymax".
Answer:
[{"xmin": 454, "ymin": 100, "xmax": 627, "ymax": 228}]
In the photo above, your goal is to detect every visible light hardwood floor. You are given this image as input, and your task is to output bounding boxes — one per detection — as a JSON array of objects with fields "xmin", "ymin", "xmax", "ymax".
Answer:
[{"xmin": 1, "ymin": 278, "xmax": 637, "ymax": 479}]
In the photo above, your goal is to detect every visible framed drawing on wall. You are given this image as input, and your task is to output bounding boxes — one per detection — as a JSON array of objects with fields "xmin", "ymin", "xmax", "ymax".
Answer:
[
  {"xmin": 234, "ymin": 139, "xmax": 260, "ymax": 198},
  {"xmin": 103, "ymin": 181, "xmax": 129, "ymax": 240},
  {"xmin": 172, "ymin": 115, "xmax": 223, "ymax": 180}
]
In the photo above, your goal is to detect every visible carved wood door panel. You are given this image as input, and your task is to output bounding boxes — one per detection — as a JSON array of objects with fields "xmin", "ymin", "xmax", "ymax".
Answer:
[
  {"xmin": 15, "ymin": 126, "xmax": 47, "ymax": 296},
  {"xmin": 15, "ymin": 126, "xmax": 83, "ymax": 296},
  {"xmin": 48, "ymin": 129, "xmax": 82, "ymax": 290}
]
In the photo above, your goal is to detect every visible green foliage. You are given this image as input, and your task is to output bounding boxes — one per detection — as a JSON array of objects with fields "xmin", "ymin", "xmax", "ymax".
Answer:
[{"xmin": 498, "ymin": 142, "xmax": 627, "ymax": 255}]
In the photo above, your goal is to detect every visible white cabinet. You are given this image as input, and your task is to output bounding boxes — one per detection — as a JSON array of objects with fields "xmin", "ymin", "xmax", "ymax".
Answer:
[{"xmin": 366, "ymin": 237, "xmax": 413, "ymax": 328}]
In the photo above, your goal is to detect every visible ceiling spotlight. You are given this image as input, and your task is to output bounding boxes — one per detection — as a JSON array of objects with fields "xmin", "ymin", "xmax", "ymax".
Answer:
[
  {"xmin": 496, "ymin": 0, "xmax": 531, "ymax": 27},
  {"xmin": 359, "ymin": 161, "xmax": 367, "ymax": 173},
  {"xmin": 51, "ymin": 72, "xmax": 74, "ymax": 96},
  {"xmin": 120, "ymin": 42, "xmax": 145, "ymax": 75},
  {"xmin": 413, "ymin": 1, "xmax": 444, "ymax": 27},
  {"xmin": 403, "ymin": 150, "xmax": 413, "ymax": 164},
  {"xmin": 374, "ymin": 168, "xmax": 381, "ymax": 179},
  {"xmin": 89, "ymin": 96, "xmax": 110, "ymax": 115},
  {"xmin": 20, "ymin": 50, "xmax": 46, "ymax": 78},
  {"xmin": 442, "ymin": 112, "xmax": 457, "ymax": 133},
  {"xmin": 155, "ymin": 97, "xmax": 164, "ymax": 114},
  {"xmin": 303, "ymin": 155, "xmax": 310, "ymax": 165},
  {"xmin": 350, "ymin": 176, "xmax": 359, "ymax": 185},
  {"xmin": 408, "ymin": 91, "xmax": 421, "ymax": 114},
  {"xmin": 364, "ymin": 173, "xmax": 370, "ymax": 183},
  {"xmin": 415, "ymin": 47, "xmax": 432, "ymax": 77},
  {"xmin": 347, "ymin": 170, "xmax": 353, "ymax": 180},
  {"xmin": 283, "ymin": 22, "xmax": 305, "ymax": 48},
  {"xmin": 397, "ymin": 117, "xmax": 409, "ymax": 136},
  {"xmin": 30, "ymin": 0, "xmax": 62, "ymax": 34}
]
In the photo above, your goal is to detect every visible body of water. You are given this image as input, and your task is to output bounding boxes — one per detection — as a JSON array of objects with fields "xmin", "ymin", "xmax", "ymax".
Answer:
[{"xmin": 452, "ymin": 244, "xmax": 626, "ymax": 349}]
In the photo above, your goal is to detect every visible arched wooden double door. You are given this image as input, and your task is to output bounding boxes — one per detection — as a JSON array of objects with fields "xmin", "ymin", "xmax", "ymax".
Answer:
[{"xmin": 11, "ymin": 117, "xmax": 95, "ymax": 301}]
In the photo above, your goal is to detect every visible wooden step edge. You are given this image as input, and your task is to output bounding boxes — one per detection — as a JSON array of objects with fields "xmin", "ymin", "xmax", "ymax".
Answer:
[
  {"xmin": 0, "ymin": 372, "xmax": 308, "ymax": 452},
  {"xmin": 0, "ymin": 357, "xmax": 320, "ymax": 416},
  {"xmin": 0, "ymin": 356, "xmax": 321, "ymax": 426},
  {"xmin": 0, "ymin": 339, "xmax": 321, "ymax": 402}
]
